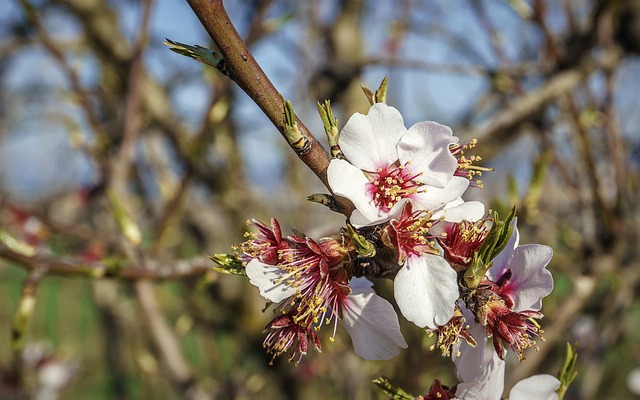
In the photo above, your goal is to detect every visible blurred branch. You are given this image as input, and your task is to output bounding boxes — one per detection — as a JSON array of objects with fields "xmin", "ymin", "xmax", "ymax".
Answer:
[
  {"xmin": 8, "ymin": 266, "xmax": 48, "ymax": 389},
  {"xmin": 469, "ymin": 0, "xmax": 508, "ymax": 64},
  {"xmin": 108, "ymin": 0, "xmax": 152, "ymax": 191},
  {"xmin": 0, "ymin": 240, "xmax": 211, "ymax": 280},
  {"xmin": 506, "ymin": 273, "xmax": 597, "ymax": 387},
  {"xmin": 134, "ymin": 281, "xmax": 208, "ymax": 400},
  {"xmin": 16, "ymin": 0, "xmax": 110, "ymax": 156},
  {"xmin": 185, "ymin": 0, "xmax": 355, "ymax": 216},
  {"xmin": 469, "ymin": 47, "xmax": 623, "ymax": 157}
]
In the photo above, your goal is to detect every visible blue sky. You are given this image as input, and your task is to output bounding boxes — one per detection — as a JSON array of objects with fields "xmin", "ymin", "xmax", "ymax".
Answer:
[{"xmin": 1, "ymin": 1, "xmax": 638, "ymax": 204}]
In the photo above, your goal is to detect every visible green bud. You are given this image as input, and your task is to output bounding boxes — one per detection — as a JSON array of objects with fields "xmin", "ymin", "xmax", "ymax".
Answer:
[
  {"xmin": 346, "ymin": 224, "xmax": 376, "ymax": 258},
  {"xmin": 107, "ymin": 190, "xmax": 142, "ymax": 246},
  {"xmin": 464, "ymin": 206, "xmax": 516, "ymax": 289},
  {"xmin": 557, "ymin": 342, "xmax": 579, "ymax": 400},
  {"xmin": 11, "ymin": 294, "xmax": 36, "ymax": 351},
  {"xmin": 317, "ymin": 100, "xmax": 342, "ymax": 158},
  {"xmin": 0, "ymin": 229, "xmax": 36, "ymax": 257},
  {"xmin": 361, "ymin": 76, "xmax": 389, "ymax": 105},
  {"xmin": 372, "ymin": 376, "xmax": 414, "ymax": 400},
  {"xmin": 283, "ymin": 99, "xmax": 310, "ymax": 153},
  {"xmin": 164, "ymin": 38, "xmax": 227, "ymax": 74},
  {"xmin": 209, "ymin": 254, "xmax": 246, "ymax": 275},
  {"xmin": 307, "ymin": 193, "xmax": 337, "ymax": 210}
]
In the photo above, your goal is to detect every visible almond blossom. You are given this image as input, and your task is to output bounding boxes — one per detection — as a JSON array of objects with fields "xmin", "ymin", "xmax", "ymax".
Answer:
[
  {"xmin": 477, "ymin": 221, "xmax": 554, "ymax": 360},
  {"xmin": 327, "ymin": 103, "xmax": 484, "ymax": 228},
  {"xmin": 380, "ymin": 202, "xmax": 460, "ymax": 329},
  {"xmin": 411, "ymin": 337, "xmax": 560, "ymax": 400},
  {"xmin": 241, "ymin": 219, "xmax": 407, "ymax": 362},
  {"xmin": 447, "ymin": 218, "xmax": 554, "ymax": 361},
  {"xmin": 453, "ymin": 336, "xmax": 560, "ymax": 400}
]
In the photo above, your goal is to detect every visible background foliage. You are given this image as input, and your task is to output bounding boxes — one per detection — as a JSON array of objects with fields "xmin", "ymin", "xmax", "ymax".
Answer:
[{"xmin": 1, "ymin": 0, "xmax": 639, "ymax": 399}]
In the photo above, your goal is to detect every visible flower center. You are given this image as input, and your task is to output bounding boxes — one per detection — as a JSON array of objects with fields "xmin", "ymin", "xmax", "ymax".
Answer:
[{"xmin": 366, "ymin": 162, "xmax": 422, "ymax": 212}]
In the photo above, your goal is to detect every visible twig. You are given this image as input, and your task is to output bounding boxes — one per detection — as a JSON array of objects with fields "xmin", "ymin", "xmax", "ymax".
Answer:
[
  {"xmin": 468, "ymin": 48, "xmax": 623, "ymax": 157},
  {"xmin": 9, "ymin": 265, "xmax": 48, "ymax": 389},
  {"xmin": 134, "ymin": 281, "xmax": 208, "ymax": 400},
  {"xmin": 185, "ymin": 0, "xmax": 355, "ymax": 216},
  {"xmin": 0, "ymin": 244, "xmax": 212, "ymax": 280}
]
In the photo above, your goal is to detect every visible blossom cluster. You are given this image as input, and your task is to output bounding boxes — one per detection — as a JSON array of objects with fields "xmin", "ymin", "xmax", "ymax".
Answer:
[{"xmin": 214, "ymin": 96, "xmax": 557, "ymax": 398}]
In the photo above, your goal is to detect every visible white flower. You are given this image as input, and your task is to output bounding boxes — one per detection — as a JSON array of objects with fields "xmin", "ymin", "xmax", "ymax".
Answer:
[
  {"xmin": 451, "ymin": 218, "xmax": 554, "ymax": 360},
  {"xmin": 452, "ymin": 306, "xmax": 559, "ymax": 400},
  {"xmin": 327, "ymin": 103, "xmax": 484, "ymax": 227},
  {"xmin": 455, "ymin": 351, "xmax": 560, "ymax": 400}
]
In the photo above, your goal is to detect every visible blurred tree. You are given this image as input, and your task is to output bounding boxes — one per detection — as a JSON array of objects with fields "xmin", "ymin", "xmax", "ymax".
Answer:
[{"xmin": 0, "ymin": 0, "xmax": 639, "ymax": 399}]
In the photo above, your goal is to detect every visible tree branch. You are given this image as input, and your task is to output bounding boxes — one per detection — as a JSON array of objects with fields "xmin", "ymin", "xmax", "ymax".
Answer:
[
  {"xmin": 0, "ymin": 244, "xmax": 212, "ymax": 280},
  {"xmin": 469, "ymin": 48, "xmax": 623, "ymax": 157},
  {"xmin": 185, "ymin": 0, "xmax": 355, "ymax": 216}
]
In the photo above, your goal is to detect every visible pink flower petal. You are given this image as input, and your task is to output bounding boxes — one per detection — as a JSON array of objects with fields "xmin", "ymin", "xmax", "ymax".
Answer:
[
  {"xmin": 432, "ymin": 199, "xmax": 485, "ymax": 223},
  {"xmin": 487, "ymin": 221, "xmax": 520, "ymax": 281},
  {"xmin": 454, "ymin": 352, "xmax": 505, "ymax": 400},
  {"xmin": 328, "ymin": 159, "xmax": 382, "ymax": 225},
  {"xmin": 411, "ymin": 176, "xmax": 470, "ymax": 211},
  {"xmin": 502, "ymin": 244, "xmax": 554, "ymax": 312},
  {"xmin": 453, "ymin": 311, "xmax": 490, "ymax": 382}
]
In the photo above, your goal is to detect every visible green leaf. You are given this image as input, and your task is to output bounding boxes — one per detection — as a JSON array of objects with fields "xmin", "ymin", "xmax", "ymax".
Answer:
[
  {"xmin": 372, "ymin": 376, "xmax": 414, "ymax": 400},
  {"xmin": 557, "ymin": 342, "xmax": 578, "ymax": 399},
  {"xmin": 164, "ymin": 38, "xmax": 224, "ymax": 69}
]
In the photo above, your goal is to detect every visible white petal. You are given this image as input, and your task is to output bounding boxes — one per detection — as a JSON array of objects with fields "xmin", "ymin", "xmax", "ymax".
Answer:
[
  {"xmin": 432, "ymin": 200, "xmax": 486, "ymax": 223},
  {"xmin": 339, "ymin": 103, "xmax": 406, "ymax": 171},
  {"xmin": 411, "ymin": 177, "xmax": 470, "ymax": 211},
  {"xmin": 349, "ymin": 277, "xmax": 374, "ymax": 290},
  {"xmin": 341, "ymin": 286, "xmax": 408, "ymax": 360},
  {"xmin": 455, "ymin": 352, "xmax": 505, "ymax": 400},
  {"xmin": 398, "ymin": 121, "xmax": 458, "ymax": 187},
  {"xmin": 348, "ymin": 198, "xmax": 408, "ymax": 228},
  {"xmin": 348, "ymin": 209, "xmax": 378, "ymax": 228},
  {"xmin": 509, "ymin": 375, "xmax": 560, "ymax": 400},
  {"xmin": 393, "ymin": 254, "xmax": 458, "ymax": 329},
  {"xmin": 503, "ymin": 244, "xmax": 554, "ymax": 312},
  {"xmin": 488, "ymin": 220, "xmax": 520, "ymax": 281},
  {"xmin": 245, "ymin": 259, "xmax": 297, "ymax": 303},
  {"xmin": 453, "ymin": 313, "xmax": 489, "ymax": 382},
  {"xmin": 327, "ymin": 159, "xmax": 382, "ymax": 225}
]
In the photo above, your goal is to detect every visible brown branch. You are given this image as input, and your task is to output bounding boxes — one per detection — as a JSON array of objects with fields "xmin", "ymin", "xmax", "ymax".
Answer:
[
  {"xmin": 185, "ymin": 0, "xmax": 355, "ymax": 216},
  {"xmin": 17, "ymin": 0, "xmax": 110, "ymax": 159},
  {"xmin": 0, "ymin": 244, "xmax": 212, "ymax": 280}
]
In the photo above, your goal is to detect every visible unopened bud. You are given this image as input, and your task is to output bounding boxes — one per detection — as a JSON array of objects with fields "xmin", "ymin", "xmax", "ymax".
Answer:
[
  {"xmin": 283, "ymin": 99, "xmax": 310, "ymax": 154},
  {"xmin": 361, "ymin": 76, "xmax": 389, "ymax": 105},
  {"xmin": 209, "ymin": 254, "xmax": 246, "ymax": 275},
  {"xmin": 317, "ymin": 100, "xmax": 342, "ymax": 158},
  {"xmin": 346, "ymin": 224, "xmax": 376, "ymax": 258}
]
